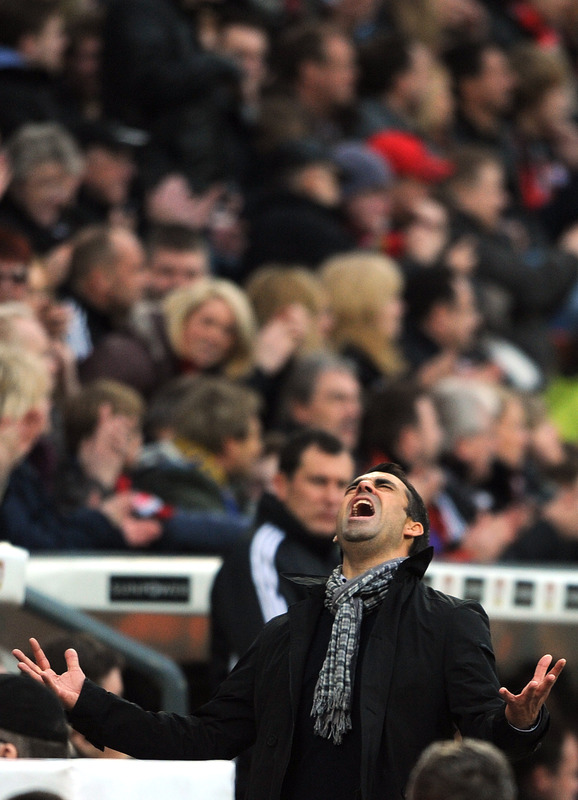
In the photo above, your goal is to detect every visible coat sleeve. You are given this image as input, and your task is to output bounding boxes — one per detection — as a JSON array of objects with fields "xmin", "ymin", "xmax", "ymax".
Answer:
[
  {"xmin": 444, "ymin": 600, "xmax": 548, "ymax": 759},
  {"xmin": 68, "ymin": 642, "xmax": 260, "ymax": 760}
]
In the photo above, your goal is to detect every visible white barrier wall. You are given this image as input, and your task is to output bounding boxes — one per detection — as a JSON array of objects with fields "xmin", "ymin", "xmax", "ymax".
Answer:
[
  {"xmin": 22, "ymin": 554, "xmax": 578, "ymax": 622},
  {"xmin": 0, "ymin": 759, "xmax": 235, "ymax": 800}
]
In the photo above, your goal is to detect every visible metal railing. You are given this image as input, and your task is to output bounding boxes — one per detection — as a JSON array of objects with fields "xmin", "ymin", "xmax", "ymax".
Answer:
[{"xmin": 24, "ymin": 585, "xmax": 189, "ymax": 714}]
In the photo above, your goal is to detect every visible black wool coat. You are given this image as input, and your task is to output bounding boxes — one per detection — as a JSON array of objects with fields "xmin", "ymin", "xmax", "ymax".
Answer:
[{"xmin": 68, "ymin": 548, "xmax": 547, "ymax": 799}]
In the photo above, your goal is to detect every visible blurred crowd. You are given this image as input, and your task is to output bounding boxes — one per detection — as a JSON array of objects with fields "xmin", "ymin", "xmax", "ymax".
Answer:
[{"xmin": 1, "ymin": 0, "xmax": 578, "ymax": 567}]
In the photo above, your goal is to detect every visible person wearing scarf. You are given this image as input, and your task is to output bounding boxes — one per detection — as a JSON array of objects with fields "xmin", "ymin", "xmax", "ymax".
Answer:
[{"xmin": 14, "ymin": 463, "xmax": 565, "ymax": 800}]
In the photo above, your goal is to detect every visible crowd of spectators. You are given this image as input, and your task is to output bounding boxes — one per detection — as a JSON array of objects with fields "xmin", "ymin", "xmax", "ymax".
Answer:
[
  {"xmin": 0, "ymin": 0, "xmax": 578, "ymax": 567},
  {"xmin": 3, "ymin": 0, "xmax": 578, "ymax": 785}
]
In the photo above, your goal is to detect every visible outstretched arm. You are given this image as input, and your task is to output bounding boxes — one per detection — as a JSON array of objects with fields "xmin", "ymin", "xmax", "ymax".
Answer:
[
  {"xmin": 500, "ymin": 654, "xmax": 566, "ymax": 729},
  {"xmin": 12, "ymin": 637, "xmax": 85, "ymax": 710}
]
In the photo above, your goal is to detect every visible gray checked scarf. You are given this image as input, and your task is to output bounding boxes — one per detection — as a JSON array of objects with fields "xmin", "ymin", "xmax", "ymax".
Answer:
[{"xmin": 311, "ymin": 557, "xmax": 406, "ymax": 745}]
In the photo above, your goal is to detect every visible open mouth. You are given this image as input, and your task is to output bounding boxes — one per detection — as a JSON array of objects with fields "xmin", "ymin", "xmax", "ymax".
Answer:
[{"xmin": 351, "ymin": 499, "xmax": 375, "ymax": 517}]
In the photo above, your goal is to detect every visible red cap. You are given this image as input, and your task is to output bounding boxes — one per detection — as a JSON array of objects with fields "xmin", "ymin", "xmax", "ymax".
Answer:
[{"xmin": 367, "ymin": 131, "xmax": 454, "ymax": 183}]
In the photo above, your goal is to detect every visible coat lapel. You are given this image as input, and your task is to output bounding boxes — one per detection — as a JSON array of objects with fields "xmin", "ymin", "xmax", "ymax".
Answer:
[{"xmin": 288, "ymin": 588, "xmax": 324, "ymax": 719}]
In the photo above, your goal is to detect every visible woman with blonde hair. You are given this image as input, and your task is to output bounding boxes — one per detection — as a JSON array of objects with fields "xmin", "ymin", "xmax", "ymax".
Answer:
[
  {"xmin": 320, "ymin": 251, "xmax": 407, "ymax": 389},
  {"xmin": 163, "ymin": 277, "xmax": 256, "ymax": 380},
  {"xmin": 245, "ymin": 264, "xmax": 333, "ymax": 357},
  {"xmin": 77, "ymin": 276, "xmax": 259, "ymax": 398}
]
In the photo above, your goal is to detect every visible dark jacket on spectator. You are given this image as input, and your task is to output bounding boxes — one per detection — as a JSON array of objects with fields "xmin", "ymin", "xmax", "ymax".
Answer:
[
  {"xmin": 210, "ymin": 492, "xmax": 340, "ymax": 685},
  {"xmin": 0, "ymin": 461, "xmax": 126, "ymax": 551},
  {"xmin": 101, "ymin": 0, "xmax": 242, "ymax": 191},
  {"xmin": 0, "ymin": 193, "xmax": 78, "ymax": 256},
  {"xmin": 0, "ymin": 63, "xmax": 65, "ymax": 138},
  {"xmin": 450, "ymin": 208, "xmax": 578, "ymax": 371},
  {"xmin": 501, "ymin": 518, "xmax": 578, "ymax": 564},
  {"xmin": 242, "ymin": 190, "xmax": 354, "ymax": 276}
]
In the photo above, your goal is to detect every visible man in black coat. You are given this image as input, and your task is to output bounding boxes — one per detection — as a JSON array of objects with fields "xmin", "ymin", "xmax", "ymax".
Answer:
[{"xmin": 14, "ymin": 463, "xmax": 565, "ymax": 800}]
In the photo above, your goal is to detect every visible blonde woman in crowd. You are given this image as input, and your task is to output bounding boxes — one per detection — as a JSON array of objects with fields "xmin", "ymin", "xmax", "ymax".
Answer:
[
  {"xmin": 245, "ymin": 264, "xmax": 334, "ymax": 360},
  {"xmin": 163, "ymin": 277, "xmax": 256, "ymax": 381},
  {"xmin": 320, "ymin": 251, "xmax": 407, "ymax": 389}
]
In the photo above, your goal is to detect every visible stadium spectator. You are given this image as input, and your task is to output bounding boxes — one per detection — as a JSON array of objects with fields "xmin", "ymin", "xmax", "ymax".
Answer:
[
  {"xmin": 73, "ymin": 119, "xmax": 144, "ymax": 229},
  {"xmin": 432, "ymin": 377, "xmax": 521, "ymax": 562},
  {"xmin": 402, "ymin": 266, "xmax": 507, "ymax": 388},
  {"xmin": 100, "ymin": 0, "xmax": 242, "ymax": 192},
  {"xmin": 0, "ymin": 122, "xmax": 84, "ymax": 255},
  {"xmin": 211, "ymin": 428, "xmax": 353, "ymax": 683},
  {"xmin": 0, "ymin": 673, "xmax": 69, "ymax": 758},
  {"xmin": 0, "ymin": 227, "xmax": 34, "ymax": 304},
  {"xmin": 0, "ymin": 344, "xmax": 162, "ymax": 551},
  {"xmin": 60, "ymin": 224, "xmax": 148, "ymax": 364},
  {"xmin": 0, "ymin": 0, "xmax": 68, "ymax": 138},
  {"xmin": 56, "ymin": 7, "xmax": 104, "ymax": 127},
  {"xmin": 367, "ymin": 129, "xmax": 454, "ymax": 235},
  {"xmin": 501, "ymin": 444, "xmax": 578, "ymax": 563},
  {"xmin": 133, "ymin": 376, "xmax": 262, "ymax": 516},
  {"xmin": 441, "ymin": 146, "xmax": 578, "ymax": 373},
  {"xmin": 513, "ymin": 716, "xmax": 578, "ymax": 800},
  {"xmin": 76, "ymin": 276, "xmax": 260, "ymax": 398},
  {"xmin": 242, "ymin": 137, "xmax": 354, "ymax": 275},
  {"xmin": 144, "ymin": 224, "xmax": 210, "ymax": 302},
  {"xmin": 509, "ymin": 42, "xmax": 578, "ymax": 240},
  {"xmin": 355, "ymin": 32, "xmax": 434, "ymax": 138},
  {"xmin": 331, "ymin": 140, "xmax": 394, "ymax": 249},
  {"xmin": 260, "ymin": 21, "xmax": 357, "ymax": 150},
  {"xmin": 276, "ymin": 352, "xmax": 362, "ymax": 453},
  {"xmin": 443, "ymin": 39, "xmax": 518, "ymax": 198},
  {"xmin": 406, "ymin": 738, "xmax": 517, "ymax": 800},
  {"xmin": 320, "ymin": 251, "xmax": 406, "ymax": 390},
  {"xmin": 55, "ymin": 377, "xmax": 250, "ymax": 553}
]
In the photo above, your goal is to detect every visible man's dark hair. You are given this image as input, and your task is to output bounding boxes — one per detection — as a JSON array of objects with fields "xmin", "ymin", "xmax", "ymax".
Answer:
[
  {"xmin": 0, "ymin": 0, "xmax": 61, "ymax": 49},
  {"xmin": 147, "ymin": 223, "xmax": 208, "ymax": 256},
  {"xmin": 67, "ymin": 225, "xmax": 117, "ymax": 289},
  {"xmin": 278, "ymin": 428, "xmax": 346, "ymax": 479},
  {"xmin": 358, "ymin": 32, "xmax": 412, "ymax": 97},
  {"xmin": 271, "ymin": 21, "xmax": 342, "ymax": 87},
  {"xmin": 64, "ymin": 379, "xmax": 144, "ymax": 454},
  {"xmin": 360, "ymin": 381, "xmax": 425, "ymax": 466},
  {"xmin": 173, "ymin": 376, "xmax": 261, "ymax": 454},
  {"xmin": 216, "ymin": 5, "xmax": 270, "ymax": 36},
  {"xmin": 440, "ymin": 145, "xmax": 501, "ymax": 197},
  {"xmin": 404, "ymin": 266, "xmax": 457, "ymax": 325},
  {"xmin": 366, "ymin": 462, "xmax": 430, "ymax": 553},
  {"xmin": 0, "ymin": 727, "xmax": 69, "ymax": 758},
  {"xmin": 279, "ymin": 352, "xmax": 358, "ymax": 416},
  {"xmin": 41, "ymin": 632, "xmax": 125, "ymax": 686},
  {"xmin": 443, "ymin": 40, "xmax": 505, "ymax": 93}
]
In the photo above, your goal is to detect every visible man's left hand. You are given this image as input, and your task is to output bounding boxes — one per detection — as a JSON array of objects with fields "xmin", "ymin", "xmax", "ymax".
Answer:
[{"xmin": 500, "ymin": 654, "xmax": 566, "ymax": 729}]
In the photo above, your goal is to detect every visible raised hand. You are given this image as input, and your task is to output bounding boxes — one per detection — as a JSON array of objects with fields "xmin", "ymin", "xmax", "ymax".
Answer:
[
  {"xmin": 12, "ymin": 637, "xmax": 86, "ymax": 710},
  {"xmin": 500, "ymin": 654, "xmax": 566, "ymax": 729}
]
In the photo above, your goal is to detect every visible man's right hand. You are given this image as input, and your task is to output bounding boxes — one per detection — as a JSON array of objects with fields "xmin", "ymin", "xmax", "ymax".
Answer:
[{"xmin": 12, "ymin": 637, "xmax": 85, "ymax": 710}]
